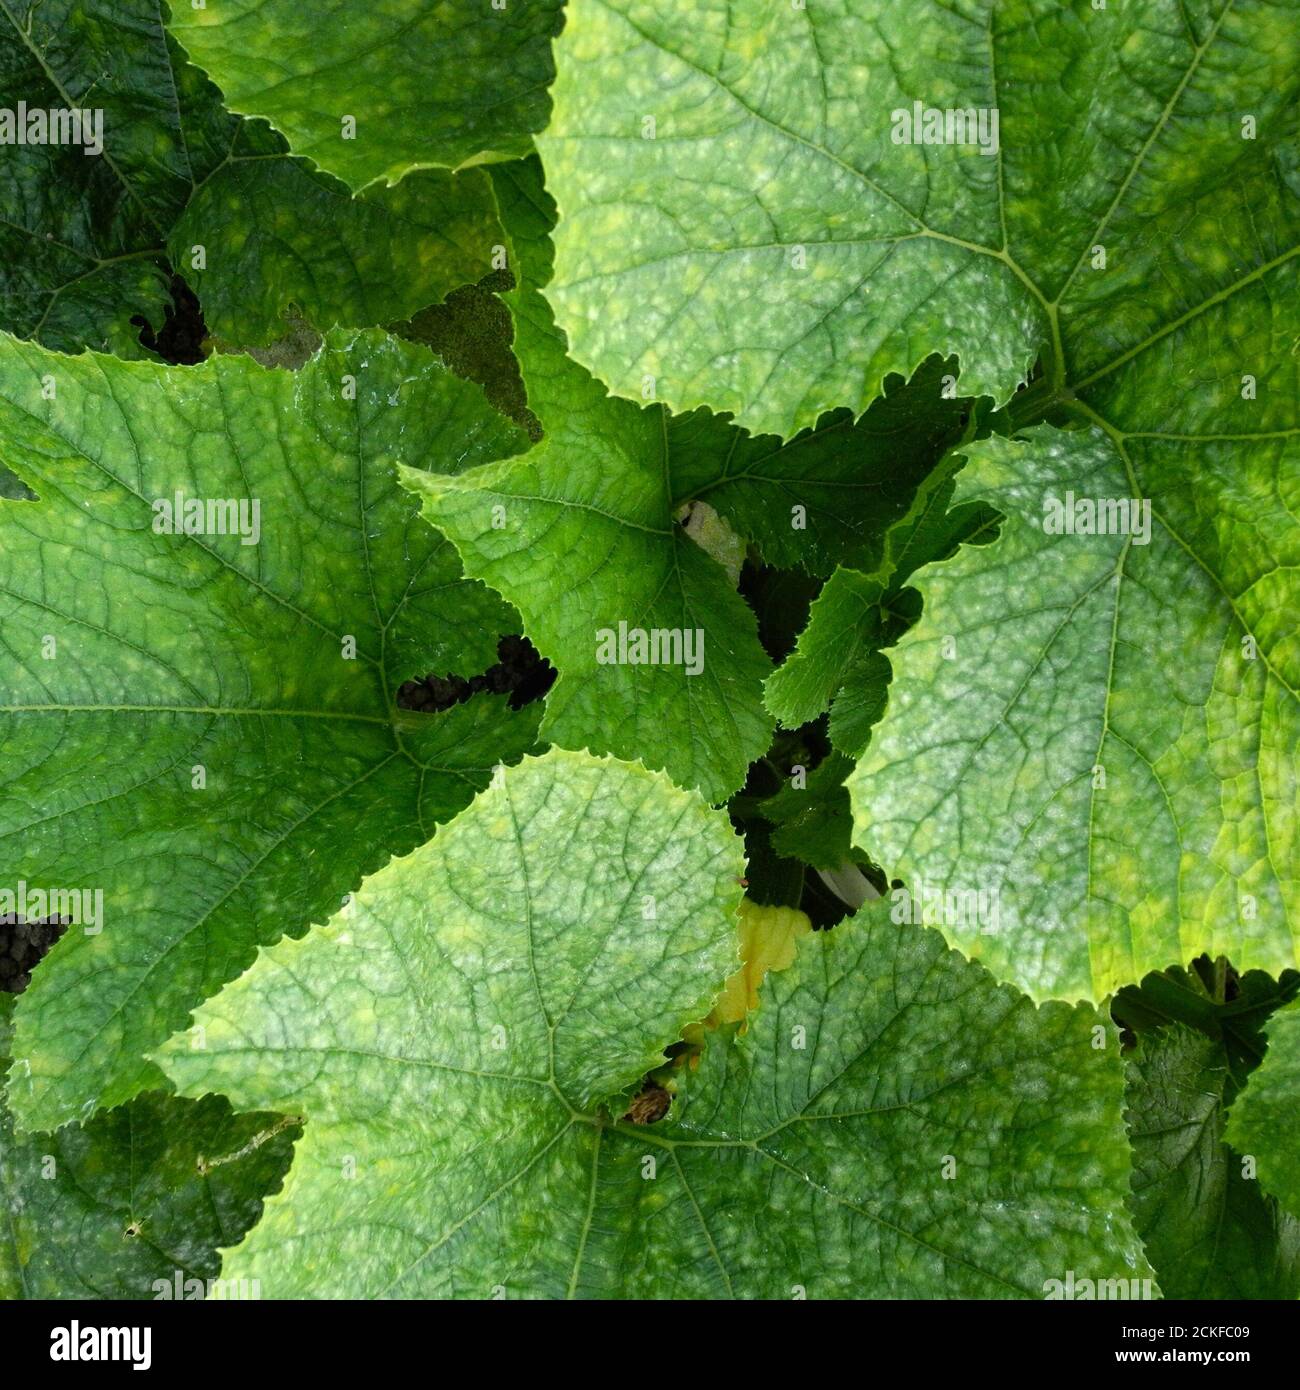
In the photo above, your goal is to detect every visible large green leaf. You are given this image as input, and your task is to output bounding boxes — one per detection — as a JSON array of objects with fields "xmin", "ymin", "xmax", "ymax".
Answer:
[
  {"xmin": 850, "ymin": 425, "xmax": 1300, "ymax": 1002},
  {"xmin": 406, "ymin": 160, "xmax": 969, "ymax": 801},
  {"xmin": 542, "ymin": 0, "xmax": 1299, "ymax": 438},
  {"xmin": 1226, "ymin": 996, "xmax": 1300, "ymax": 1218},
  {"xmin": 0, "ymin": 329, "xmax": 540, "ymax": 1131},
  {"xmin": 168, "ymin": 0, "xmax": 566, "ymax": 192},
  {"xmin": 0, "ymin": 996, "xmax": 297, "ymax": 1299},
  {"xmin": 400, "ymin": 398, "xmax": 778, "ymax": 805},
  {"xmin": 544, "ymin": 6, "xmax": 1300, "ymax": 993},
  {"xmin": 157, "ymin": 750, "xmax": 1150, "ymax": 1299},
  {"xmin": 763, "ymin": 7, "xmax": 1300, "ymax": 1003},
  {"xmin": 170, "ymin": 158, "xmax": 506, "ymax": 349},
  {"xmin": 545, "ymin": 5, "xmax": 1300, "ymax": 967},
  {"xmin": 1125, "ymin": 1022, "xmax": 1300, "ymax": 1300},
  {"xmin": 0, "ymin": 0, "xmax": 262, "ymax": 354}
]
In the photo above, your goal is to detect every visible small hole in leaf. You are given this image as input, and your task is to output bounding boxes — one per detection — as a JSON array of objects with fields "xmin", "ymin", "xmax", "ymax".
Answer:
[
  {"xmin": 397, "ymin": 635, "xmax": 555, "ymax": 714},
  {"xmin": 132, "ymin": 272, "xmax": 207, "ymax": 365}
]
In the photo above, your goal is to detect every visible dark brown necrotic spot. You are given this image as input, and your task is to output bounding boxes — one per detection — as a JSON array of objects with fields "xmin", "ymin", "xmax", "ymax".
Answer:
[{"xmin": 622, "ymin": 1082, "xmax": 672, "ymax": 1126}]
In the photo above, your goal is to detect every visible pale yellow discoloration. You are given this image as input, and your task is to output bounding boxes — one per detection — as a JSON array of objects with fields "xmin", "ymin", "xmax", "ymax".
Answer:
[{"xmin": 709, "ymin": 900, "xmax": 811, "ymax": 1029}]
